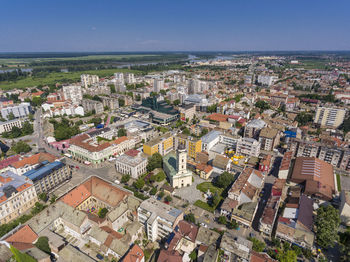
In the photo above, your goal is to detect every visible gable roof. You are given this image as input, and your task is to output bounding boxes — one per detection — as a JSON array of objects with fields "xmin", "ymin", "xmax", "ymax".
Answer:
[
  {"xmin": 5, "ymin": 225, "xmax": 38, "ymax": 250},
  {"xmin": 11, "ymin": 153, "xmax": 56, "ymax": 169}
]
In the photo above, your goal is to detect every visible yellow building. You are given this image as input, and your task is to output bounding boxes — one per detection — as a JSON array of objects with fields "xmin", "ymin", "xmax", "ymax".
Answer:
[
  {"xmin": 143, "ymin": 133, "xmax": 174, "ymax": 156},
  {"xmin": 176, "ymin": 133, "xmax": 202, "ymax": 159}
]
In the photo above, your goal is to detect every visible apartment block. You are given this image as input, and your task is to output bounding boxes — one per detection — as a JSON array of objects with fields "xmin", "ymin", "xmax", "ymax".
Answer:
[
  {"xmin": 82, "ymin": 99, "xmax": 104, "ymax": 114},
  {"xmin": 62, "ymin": 85, "xmax": 83, "ymax": 104},
  {"xmin": 0, "ymin": 118, "xmax": 24, "ymax": 134},
  {"xmin": 259, "ymin": 127, "xmax": 280, "ymax": 151},
  {"xmin": 1, "ymin": 102, "xmax": 32, "ymax": 120},
  {"xmin": 314, "ymin": 107, "xmax": 346, "ymax": 128},
  {"xmin": 0, "ymin": 171, "xmax": 38, "ymax": 224},
  {"xmin": 143, "ymin": 133, "xmax": 174, "ymax": 156},
  {"xmin": 100, "ymin": 97, "xmax": 119, "ymax": 110},
  {"xmin": 175, "ymin": 133, "xmax": 202, "ymax": 159},
  {"xmin": 138, "ymin": 198, "xmax": 183, "ymax": 242},
  {"xmin": 23, "ymin": 161, "xmax": 71, "ymax": 194},
  {"xmin": 179, "ymin": 103, "xmax": 196, "ymax": 121},
  {"xmin": 81, "ymin": 74, "xmax": 99, "ymax": 88},
  {"xmin": 236, "ymin": 138, "xmax": 261, "ymax": 157}
]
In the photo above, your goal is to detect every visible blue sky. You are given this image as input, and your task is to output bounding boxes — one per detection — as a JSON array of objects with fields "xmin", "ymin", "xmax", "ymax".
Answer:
[{"xmin": 1, "ymin": 0, "xmax": 350, "ymax": 52}]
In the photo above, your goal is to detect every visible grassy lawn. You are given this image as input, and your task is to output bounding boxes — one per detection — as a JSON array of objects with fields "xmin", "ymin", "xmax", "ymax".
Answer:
[
  {"xmin": 196, "ymin": 182, "xmax": 223, "ymax": 196},
  {"xmin": 0, "ymin": 68, "xmax": 140, "ymax": 90},
  {"xmin": 194, "ymin": 200, "xmax": 215, "ymax": 213},
  {"xmin": 336, "ymin": 174, "xmax": 342, "ymax": 191}
]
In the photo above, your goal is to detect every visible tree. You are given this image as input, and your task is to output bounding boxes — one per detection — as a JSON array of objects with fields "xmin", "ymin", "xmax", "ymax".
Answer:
[
  {"xmin": 146, "ymin": 153, "xmax": 163, "ymax": 172},
  {"xmin": 35, "ymin": 236, "xmax": 51, "ymax": 254},
  {"xmin": 341, "ymin": 116, "xmax": 350, "ymax": 134},
  {"xmin": 207, "ymin": 103, "xmax": 217, "ymax": 113},
  {"xmin": 118, "ymin": 98, "xmax": 125, "ymax": 107},
  {"xmin": 295, "ymin": 112, "xmax": 313, "ymax": 126},
  {"xmin": 12, "ymin": 141, "xmax": 31, "ymax": 154},
  {"xmin": 189, "ymin": 249, "xmax": 197, "ymax": 261},
  {"xmin": 184, "ymin": 213, "xmax": 196, "ymax": 224},
  {"xmin": 22, "ymin": 121, "xmax": 34, "ymax": 135},
  {"xmin": 315, "ymin": 205, "xmax": 340, "ymax": 249},
  {"xmin": 7, "ymin": 112, "xmax": 15, "ymax": 120},
  {"xmin": 134, "ymin": 178, "xmax": 145, "ymax": 190},
  {"xmin": 249, "ymin": 237, "xmax": 266, "ymax": 252},
  {"xmin": 150, "ymin": 187, "xmax": 157, "ymax": 195},
  {"xmin": 218, "ymin": 216, "xmax": 227, "ymax": 225},
  {"xmin": 158, "ymin": 191, "xmax": 165, "ymax": 198},
  {"xmin": 160, "ymin": 90, "xmax": 166, "ymax": 95},
  {"xmin": 38, "ymin": 192, "xmax": 48, "ymax": 202},
  {"xmin": 32, "ymin": 96, "xmax": 44, "ymax": 106},
  {"xmin": 165, "ymin": 195, "xmax": 172, "ymax": 202},
  {"xmin": 214, "ymin": 171, "xmax": 235, "ymax": 189},
  {"xmin": 98, "ymin": 207, "xmax": 108, "ymax": 218},
  {"xmin": 121, "ymin": 174, "xmax": 130, "ymax": 183},
  {"xmin": 173, "ymin": 99, "xmax": 180, "ymax": 106},
  {"xmin": 255, "ymin": 100, "xmax": 270, "ymax": 112},
  {"xmin": 227, "ymin": 220, "xmax": 239, "ymax": 230},
  {"xmin": 210, "ymin": 192, "xmax": 220, "ymax": 207},
  {"xmin": 278, "ymin": 250, "xmax": 297, "ymax": 262},
  {"xmin": 109, "ymin": 84, "xmax": 116, "ymax": 93},
  {"xmin": 89, "ymin": 117, "xmax": 102, "ymax": 127},
  {"xmin": 118, "ymin": 128, "xmax": 127, "ymax": 137},
  {"xmin": 50, "ymin": 195, "xmax": 57, "ymax": 204}
]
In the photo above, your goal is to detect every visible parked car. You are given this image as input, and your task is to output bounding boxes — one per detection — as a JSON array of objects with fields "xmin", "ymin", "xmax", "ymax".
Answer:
[{"xmin": 96, "ymin": 254, "xmax": 104, "ymax": 260}]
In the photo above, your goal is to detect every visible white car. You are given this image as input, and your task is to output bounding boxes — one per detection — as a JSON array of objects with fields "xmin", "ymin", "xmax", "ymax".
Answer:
[{"xmin": 114, "ymin": 180, "xmax": 120, "ymax": 184}]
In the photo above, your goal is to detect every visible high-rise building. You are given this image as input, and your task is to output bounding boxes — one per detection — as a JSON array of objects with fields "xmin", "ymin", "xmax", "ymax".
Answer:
[
  {"xmin": 81, "ymin": 74, "xmax": 99, "ymax": 88},
  {"xmin": 125, "ymin": 73, "xmax": 135, "ymax": 84},
  {"xmin": 62, "ymin": 85, "xmax": 83, "ymax": 104},
  {"xmin": 153, "ymin": 79, "xmax": 164, "ymax": 93},
  {"xmin": 314, "ymin": 107, "xmax": 346, "ymax": 128},
  {"xmin": 138, "ymin": 198, "xmax": 183, "ymax": 242},
  {"xmin": 114, "ymin": 72, "xmax": 125, "ymax": 84}
]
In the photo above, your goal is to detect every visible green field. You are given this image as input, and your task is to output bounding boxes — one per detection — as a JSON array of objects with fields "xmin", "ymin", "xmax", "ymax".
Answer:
[
  {"xmin": 194, "ymin": 200, "xmax": 215, "ymax": 213},
  {"xmin": 336, "ymin": 174, "xmax": 341, "ymax": 191},
  {"xmin": 0, "ymin": 68, "xmax": 140, "ymax": 90},
  {"xmin": 196, "ymin": 182, "xmax": 223, "ymax": 195},
  {"xmin": 0, "ymin": 54, "xmax": 160, "ymax": 66}
]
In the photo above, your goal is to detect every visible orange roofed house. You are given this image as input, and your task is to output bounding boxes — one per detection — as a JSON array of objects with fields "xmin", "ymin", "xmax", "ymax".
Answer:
[
  {"xmin": 9, "ymin": 152, "xmax": 57, "ymax": 176},
  {"xmin": 0, "ymin": 171, "xmax": 38, "ymax": 224},
  {"xmin": 291, "ymin": 157, "xmax": 335, "ymax": 201}
]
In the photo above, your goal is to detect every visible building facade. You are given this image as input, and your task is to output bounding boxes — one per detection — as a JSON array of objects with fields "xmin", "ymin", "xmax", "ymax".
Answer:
[
  {"xmin": 23, "ymin": 161, "xmax": 71, "ymax": 194},
  {"xmin": 314, "ymin": 107, "xmax": 346, "ymax": 128},
  {"xmin": 0, "ymin": 171, "xmax": 38, "ymax": 224},
  {"xmin": 115, "ymin": 150, "xmax": 148, "ymax": 179}
]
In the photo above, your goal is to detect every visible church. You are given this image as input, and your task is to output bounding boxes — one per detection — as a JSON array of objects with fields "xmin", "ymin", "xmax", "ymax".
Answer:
[{"xmin": 163, "ymin": 144, "xmax": 193, "ymax": 188}]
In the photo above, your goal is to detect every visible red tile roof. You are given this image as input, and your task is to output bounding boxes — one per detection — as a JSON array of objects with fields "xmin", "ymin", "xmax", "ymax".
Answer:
[
  {"xmin": 5, "ymin": 225, "xmax": 38, "ymax": 250},
  {"xmin": 10, "ymin": 153, "xmax": 56, "ymax": 169},
  {"xmin": 123, "ymin": 244, "xmax": 144, "ymax": 262}
]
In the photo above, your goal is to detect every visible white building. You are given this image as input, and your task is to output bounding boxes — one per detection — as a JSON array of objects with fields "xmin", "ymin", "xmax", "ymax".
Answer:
[
  {"xmin": 153, "ymin": 79, "xmax": 164, "ymax": 93},
  {"xmin": 257, "ymin": 75, "xmax": 278, "ymax": 86},
  {"xmin": 0, "ymin": 171, "xmax": 38, "ymax": 225},
  {"xmin": 125, "ymin": 73, "xmax": 136, "ymax": 84},
  {"xmin": 81, "ymin": 74, "xmax": 99, "ymax": 88},
  {"xmin": 201, "ymin": 131, "xmax": 222, "ymax": 152},
  {"xmin": 236, "ymin": 138, "xmax": 261, "ymax": 157},
  {"xmin": 115, "ymin": 150, "xmax": 148, "ymax": 179},
  {"xmin": 0, "ymin": 118, "xmax": 24, "ymax": 134},
  {"xmin": 62, "ymin": 85, "xmax": 83, "ymax": 104},
  {"xmin": 114, "ymin": 73, "xmax": 125, "ymax": 84},
  {"xmin": 314, "ymin": 107, "xmax": 346, "ymax": 128},
  {"xmin": 1, "ymin": 102, "xmax": 32, "ymax": 120},
  {"xmin": 138, "ymin": 198, "xmax": 183, "ymax": 242}
]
